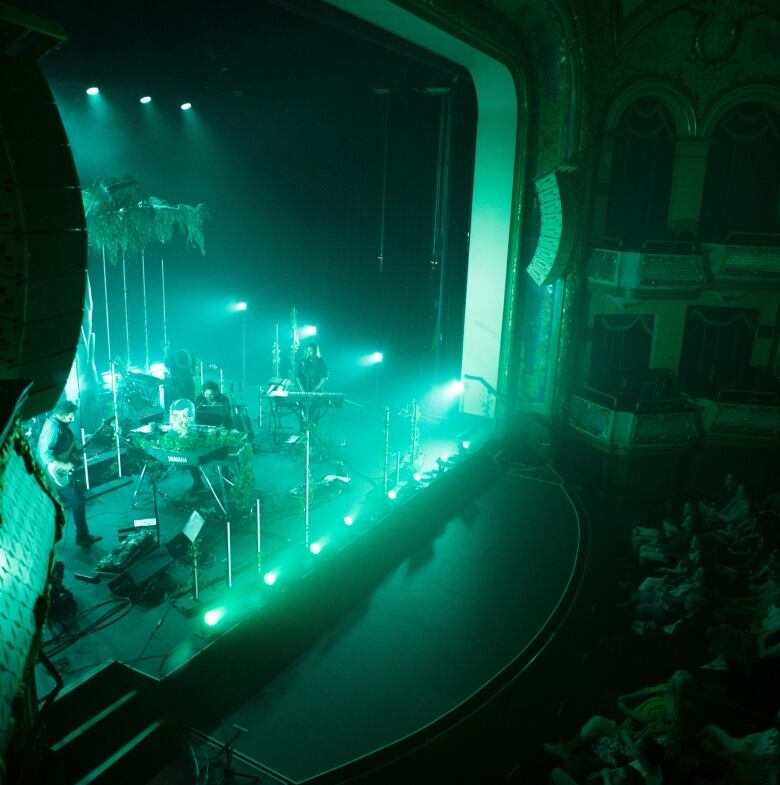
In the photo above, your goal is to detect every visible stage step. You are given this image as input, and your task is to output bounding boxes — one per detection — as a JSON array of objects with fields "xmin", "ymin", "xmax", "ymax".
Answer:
[{"xmin": 42, "ymin": 661, "xmax": 184, "ymax": 785}]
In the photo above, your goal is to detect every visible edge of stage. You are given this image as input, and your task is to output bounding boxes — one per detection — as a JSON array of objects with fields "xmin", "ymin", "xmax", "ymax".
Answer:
[{"xmin": 162, "ymin": 434, "xmax": 587, "ymax": 783}]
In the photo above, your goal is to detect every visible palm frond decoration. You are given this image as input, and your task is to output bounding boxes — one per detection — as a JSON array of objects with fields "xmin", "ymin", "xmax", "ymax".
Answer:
[
  {"xmin": 175, "ymin": 202, "xmax": 210, "ymax": 255},
  {"xmin": 147, "ymin": 196, "xmax": 177, "ymax": 245},
  {"xmin": 82, "ymin": 176, "xmax": 148, "ymax": 263},
  {"xmin": 138, "ymin": 197, "xmax": 210, "ymax": 254},
  {"xmin": 83, "ymin": 175, "xmax": 210, "ymax": 369}
]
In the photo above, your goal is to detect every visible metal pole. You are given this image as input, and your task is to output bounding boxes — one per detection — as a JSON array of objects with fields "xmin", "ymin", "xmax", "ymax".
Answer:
[
  {"xmin": 122, "ymin": 249, "xmax": 130, "ymax": 366},
  {"xmin": 396, "ymin": 450, "xmax": 401, "ymax": 487},
  {"xmin": 102, "ymin": 246, "xmax": 112, "ymax": 362},
  {"xmin": 411, "ymin": 400, "xmax": 420, "ymax": 471},
  {"xmin": 256, "ymin": 498, "xmax": 262, "ymax": 575},
  {"xmin": 218, "ymin": 465, "xmax": 233, "ymax": 588},
  {"xmin": 377, "ymin": 89, "xmax": 390, "ymax": 276},
  {"xmin": 151, "ymin": 465, "xmax": 161, "ymax": 548},
  {"xmin": 80, "ymin": 427, "xmax": 90, "ymax": 491},
  {"xmin": 141, "ymin": 249, "xmax": 149, "ymax": 370},
  {"xmin": 273, "ymin": 323, "xmax": 280, "ymax": 378},
  {"xmin": 305, "ymin": 428, "xmax": 310, "ymax": 549},
  {"xmin": 383, "ymin": 407, "xmax": 390, "ymax": 495},
  {"xmin": 110, "ymin": 362, "xmax": 123, "ymax": 477},
  {"xmin": 199, "ymin": 361, "xmax": 204, "ymax": 389},
  {"xmin": 226, "ymin": 517, "xmax": 233, "ymax": 589},
  {"xmin": 241, "ymin": 310, "xmax": 247, "ymax": 391},
  {"xmin": 160, "ymin": 257, "xmax": 168, "ymax": 351},
  {"xmin": 192, "ymin": 545, "xmax": 199, "ymax": 601}
]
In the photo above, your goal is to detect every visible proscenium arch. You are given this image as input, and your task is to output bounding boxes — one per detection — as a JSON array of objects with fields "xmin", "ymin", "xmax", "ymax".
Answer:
[
  {"xmin": 700, "ymin": 84, "xmax": 780, "ymax": 137},
  {"xmin": 324, "ymin": 0, "xmax": 524, "ymax": 418},
  {"xmin": 605, "ymin": 79, "xmax": 697, "ymax": 136}
]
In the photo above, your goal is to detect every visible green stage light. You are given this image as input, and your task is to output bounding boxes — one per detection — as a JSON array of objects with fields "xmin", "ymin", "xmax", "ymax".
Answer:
[
  {"xmin": 462, "ymin": 440, "xmax": 471, "ymax": 450},
  {"xmin": 86, "ymin": 86, "xmax": 100, "ymax": 96},
  {"xmin": 299, "ymin": 325, "xmax": 317, "ymax": 338},
  {"xmin": 343, "ymin": 515, "xmax": 353, "ymax": 526},
  {"xmin": 387, "ymin": 489, "xmax": 397, "ymax": 500},
  {"xmin": 310, "ymin": 543, "xmax": 322, "ymax": 555},
  {"xmin": 263, "ymin": 570, "xmax": 278, "ymax": 586},
  {"xmin": 412, "ymin": 472, "xmax": 423, "ymax": 482},
  {"xmin": 181, "ymin": 102, "xmax": 192, "ymax": 110},
  {"xmin": 140, "ymin": 96, "xmax": 152, "ymax": 104},
  {"xmin": 204, "ymin": 607, "xmax": 226, "ymax": 627}
]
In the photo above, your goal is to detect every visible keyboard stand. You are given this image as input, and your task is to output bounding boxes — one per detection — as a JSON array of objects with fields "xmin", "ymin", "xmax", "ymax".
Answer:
[
  {"xmin": 131, "ymin": 460, "xmax": 174, "ymax": 509},
  {"xmin": 131, "ymin": 459, "xmax": 228, "ymax": 521}
]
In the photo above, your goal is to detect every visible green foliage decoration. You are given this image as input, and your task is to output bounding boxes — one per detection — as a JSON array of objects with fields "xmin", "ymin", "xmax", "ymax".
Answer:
[
  {"xmin": 81, "ymin": 177, "xmax": 210, "ymax": 263},
  {"xmin": 155, "ymin": 429, "xmax": 255, "ymax": 521}
]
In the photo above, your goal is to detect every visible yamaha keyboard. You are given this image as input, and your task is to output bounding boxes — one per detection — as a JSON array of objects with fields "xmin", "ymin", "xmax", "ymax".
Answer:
[
  {"xmin": 265, "ymin": 390, "xmax": 344, "ymax": 408},
  {"xmin": 139, "ymin": 442, "xmax": 230, "ymax": 466}
]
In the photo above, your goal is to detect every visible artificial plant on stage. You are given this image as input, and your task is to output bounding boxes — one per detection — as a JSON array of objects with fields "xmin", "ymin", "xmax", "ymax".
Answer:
[{"xmin": 82, "ymin": 177, "xmax": 210, "ymax": 370}]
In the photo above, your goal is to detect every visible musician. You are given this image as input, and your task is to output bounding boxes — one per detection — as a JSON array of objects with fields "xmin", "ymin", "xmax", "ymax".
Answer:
[
  {"xmin": 295, "ymin": 342, "xmax": 328, "ymax": 430},
  {"xmin": 37, "ymin": 400, "xmax": 102, "ymax": 547},
  {"xmin": 296, "ymin": 342, "xmax": 328, "ymax": 392},
  {"xmin": 164, "ymin": 348, "xmax": 197, "ymax": 404},
  {"xmin": 195, "ymin": 380, "xmax": 232, "ymax": 429}
]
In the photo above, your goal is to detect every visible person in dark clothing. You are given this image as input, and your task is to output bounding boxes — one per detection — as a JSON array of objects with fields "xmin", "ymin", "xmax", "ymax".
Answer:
[
  {"xmin": 37, "ymin": 400, "xmax": 102, "ymax": 547},
  {"xmin": 164, "ymin": 348, "xmax": 197, "ymax": 405},
  {"xmin": 195, "ymin": 380, "xmax": 232, "ymax": 429},
  {"xmin": 295, "ymin": 342, "xmax": 329, "ymax": 430},
  {"xmin": 715, "ymin": 472, "xmax": 738, "ymax": 512},
  {"xmin": 296, "ymin": 342, "xmax": 328, "ymax": 392}
]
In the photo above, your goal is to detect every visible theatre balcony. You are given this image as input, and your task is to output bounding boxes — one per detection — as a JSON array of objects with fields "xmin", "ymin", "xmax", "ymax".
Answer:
[
  {"xmin": 702, "ymin": 234, "xmax": 780, "ymax": 288},
  {"xmin": 565, "ymin": 383, "xmax": 698, "ymax": 457},
  {"xmin": 586, "ymin": 240, "xmax": 708, "ymax": 299},
  {"xmin": 695, "ymin": 389, "xmax": 780, "ymax": 446}
]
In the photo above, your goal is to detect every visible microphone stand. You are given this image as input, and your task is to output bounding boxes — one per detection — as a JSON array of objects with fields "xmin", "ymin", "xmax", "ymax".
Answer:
[{"xmin": 214, "ymin": 725, "xmax": 259, "ymax": 784}]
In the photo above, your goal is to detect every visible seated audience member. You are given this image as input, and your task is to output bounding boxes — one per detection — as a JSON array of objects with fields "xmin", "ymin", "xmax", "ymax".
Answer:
[
  {"xmin": 719, "ymin": 483, "xmax": 750, "ymax": 524},
  {"xmin": 699, "ymin": 719, "xmax": 780, "ymax": 784},
  {"xmin": 715, "ymin": 472, "xmax": 738, "ymax": 513}
]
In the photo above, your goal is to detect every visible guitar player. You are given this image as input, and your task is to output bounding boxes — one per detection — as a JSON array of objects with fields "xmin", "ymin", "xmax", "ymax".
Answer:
[{"xmin": 37, "ymin": 400, "xmax": 102, "ymax": 548}]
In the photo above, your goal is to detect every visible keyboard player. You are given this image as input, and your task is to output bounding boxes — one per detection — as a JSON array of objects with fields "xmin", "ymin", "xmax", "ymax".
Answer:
[
  {"xmin": 295, "ymin": 342, "xmax": 328, "ymax": 429},
  {"xmin": 195, "ymin": 380, "xmax": 233, "ymax": 429}
]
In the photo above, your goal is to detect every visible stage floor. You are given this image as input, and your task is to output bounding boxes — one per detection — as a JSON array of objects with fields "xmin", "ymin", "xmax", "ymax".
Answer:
[
  {"xmin": 197, "ymin": 463, "xmax": 582, "ymax": 783},
  {"xmin": 35, "ymin": 399, "xmax": 582, "ymax": 783}
]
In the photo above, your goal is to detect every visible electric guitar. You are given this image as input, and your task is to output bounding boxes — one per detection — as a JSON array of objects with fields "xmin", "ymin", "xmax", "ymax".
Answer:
[{"xmin": 46, "ymin": 418, "xmax": 113, "ymax": 488}]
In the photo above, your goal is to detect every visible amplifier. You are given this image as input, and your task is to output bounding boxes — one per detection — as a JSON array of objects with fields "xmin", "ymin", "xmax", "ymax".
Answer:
[
  {"xmin": 72, "ymin": 448, "xmax": 127, "ymax": 486},
  {"xmin": 107, "ymin": 548, "xmax": 174, "ymax": 599}
]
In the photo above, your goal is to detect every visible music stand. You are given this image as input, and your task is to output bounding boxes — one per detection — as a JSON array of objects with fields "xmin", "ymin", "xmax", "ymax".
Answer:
[{"xmin": 165, "ymin": 510, "xmax": 205, "ymax": 600}]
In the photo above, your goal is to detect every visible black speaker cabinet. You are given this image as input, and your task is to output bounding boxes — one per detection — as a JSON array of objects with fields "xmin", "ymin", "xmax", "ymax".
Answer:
[
  {"xmin": 0, "ymin": 7, "xmax": 87, "ymax": 419},
  {"xmin": 107, "ymin": 549, "xmax": 174, "ymax": 597}
]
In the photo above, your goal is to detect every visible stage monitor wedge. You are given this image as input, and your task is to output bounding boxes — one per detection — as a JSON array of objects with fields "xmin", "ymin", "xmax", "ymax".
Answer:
[{"xmin": 0, "ymin": 5, "xmax": 87, "ymax": 420}]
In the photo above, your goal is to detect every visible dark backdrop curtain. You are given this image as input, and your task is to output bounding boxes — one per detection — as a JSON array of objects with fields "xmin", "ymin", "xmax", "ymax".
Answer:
[
  {"xmin": 678, "ymin": 306, "xmax": 759, "ymax": 396},
  {"xmin": 604, "ymin": 98, "xmax": 676, "ymax": 249},
  {"xmin": 589, "ymin": 314, "xmax": 654, "ymax": 395},
  {"xmin": 699, "ymin": 103, "xmax": 780, "ymax": 242}
]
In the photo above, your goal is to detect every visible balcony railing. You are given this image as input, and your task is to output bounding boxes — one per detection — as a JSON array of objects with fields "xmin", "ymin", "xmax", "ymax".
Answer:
[
  {"xmin": 587, "ymin": 242, "xmax": 707, "ymax": 297},
  {"xmin": 567, "ymin": 388, "xmax": 696, "ymax": 452},
  {"xmin": 703, "ymin": 237, "xmax": 780, "ymax": 286},
  {"xmin": 697, "ymin": 391, "xmax": 780, "ymax": 444}
]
